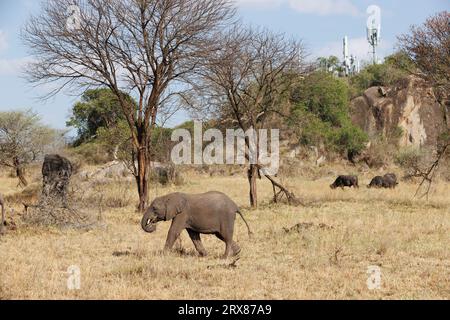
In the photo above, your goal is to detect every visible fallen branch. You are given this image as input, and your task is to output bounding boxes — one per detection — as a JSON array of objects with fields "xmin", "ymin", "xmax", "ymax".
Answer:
[{"xmin": 263, "ymin": 172, "xmax": 303, "ymax": 206}]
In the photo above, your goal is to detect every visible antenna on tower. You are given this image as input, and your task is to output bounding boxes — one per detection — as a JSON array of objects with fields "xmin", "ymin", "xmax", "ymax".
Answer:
[
  {"xmin": 343, "ymin": 36, "xmax": 350, "ymax": 76},
  {"xmin": 342, "ymin": 36, "xmax": 360, "ymax": 76},
  {"xmin": 366, "ymin": 5, "xmax": 381, "ymax": 64}
]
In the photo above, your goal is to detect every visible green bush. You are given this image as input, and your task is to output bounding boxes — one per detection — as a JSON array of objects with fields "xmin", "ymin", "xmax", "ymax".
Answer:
[
  {"xmin": 70, "ymin": 141, "xmax": 110, "ymax": 165},
  {"xmin": 291, "ymin": 71, "xmax": 349, "ymax": 126},
  {"xmin": 349, "ymin": 53, "xmax": 410, "ymax": 96},
  {"xmin": 333, "ymin": 123, "xmax": 368, "ymax": 159}
]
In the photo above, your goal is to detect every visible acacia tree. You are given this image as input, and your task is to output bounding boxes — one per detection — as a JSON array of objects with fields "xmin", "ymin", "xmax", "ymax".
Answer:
[
  {"xmin": 23, "ymin": 0, "xmax": 235, "ymax": 211},
  {"xmin": 0, "ymin": 110, "xmax": 61, "ymax": 187},
  {"xmin": 398, "ymin": 11, "xmax": 450, "ymax": 198},
  {"xmin": 195, "ymin": 26, "xmax": 305, "ymax": 207}
]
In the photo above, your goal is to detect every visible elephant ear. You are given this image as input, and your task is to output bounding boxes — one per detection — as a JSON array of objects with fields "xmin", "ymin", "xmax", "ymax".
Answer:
[{"xmin": 165, "ymin": 193, "xmax": 187, "ymax": 220}]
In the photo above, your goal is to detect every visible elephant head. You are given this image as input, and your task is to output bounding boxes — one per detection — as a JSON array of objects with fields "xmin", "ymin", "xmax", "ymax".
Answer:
[{"xmin": 141, "ymin": 193, "xmax": 187, "ymax": 233}]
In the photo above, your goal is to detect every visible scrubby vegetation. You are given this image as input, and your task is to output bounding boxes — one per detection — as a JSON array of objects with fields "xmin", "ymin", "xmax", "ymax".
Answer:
[
  {"xmin": 349, "ymin": 52, "xmax": 412, "ymax": 96},
  {"xmin": 0, "ymin": 110, "xmax": 64, "ymax": 186},
  {"xmin": 289, "ymin": 71, "xmax": 368, "ymax": 161}
]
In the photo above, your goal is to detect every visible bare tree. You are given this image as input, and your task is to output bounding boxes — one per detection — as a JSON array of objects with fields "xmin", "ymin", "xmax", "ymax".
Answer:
[
  {"xmin": 22, "ymin": 0, "xmax": 235, "ymax": 211},
  {"xmin": 398, "ymin": 11, "xmax": 450, "ymax": 198},
  {"xmin": 194, "ymin": 26, "xmax": 305, "ymax": 207},
  {"xmin": 398, "ymin": 11, "xmax": 450, "ymax": 105},
  {"xmin": 0, "ymin": 110, "xmax": 62, "ymax": 187}
]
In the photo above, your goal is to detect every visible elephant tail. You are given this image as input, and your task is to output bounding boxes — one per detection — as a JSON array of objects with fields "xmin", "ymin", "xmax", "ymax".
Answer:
[{"xmin": 237, "ymin": 210, "xmax": 253, "ymax": 238}]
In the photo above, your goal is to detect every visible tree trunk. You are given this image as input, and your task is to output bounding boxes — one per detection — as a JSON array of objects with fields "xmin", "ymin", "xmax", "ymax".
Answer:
[
  {"xmin": 247, "ymin": 164, "xmax": 258, "ymax": 208},
  {"xmin": 16, "ymin": 167, "xmax": 28, "ymax": 187},
  {"xmin": 13, "ymin": 157, "xmax": 28, "ymax": 187},
  {"xmin": 136, "ymin": 146, "xmax": 149, "ymax": 212}
]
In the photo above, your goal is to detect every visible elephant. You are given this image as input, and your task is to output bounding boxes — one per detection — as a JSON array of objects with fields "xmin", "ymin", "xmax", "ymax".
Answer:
[
  {"xmin": 0, "ymin": 193, "xmax": 5, "ymax": 235},
  {"xmin": 141, "ymin": 191, "xmax": 252, "ymax": 258}
]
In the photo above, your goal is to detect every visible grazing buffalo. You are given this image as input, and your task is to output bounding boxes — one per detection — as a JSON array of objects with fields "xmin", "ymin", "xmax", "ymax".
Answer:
[
  {"xmin": 367, "ymin": 173, "xmax": 398, "ymax": 189},
  {"xmin": 382, "ymin": 173, "xmax": 398, "ymax": 188},
  {"xmin": 330, "ymin": 175, "xmax": 359, "ymax": 189},
  {"xmin": 367, "ymin": 176, "xmax": 384, "ymax": 188}
]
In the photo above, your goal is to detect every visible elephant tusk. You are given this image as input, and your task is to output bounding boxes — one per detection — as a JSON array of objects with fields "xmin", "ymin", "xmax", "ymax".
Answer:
[{"xmin": 146, "ymin": 216, "xmax": 159, "ymax": 225}]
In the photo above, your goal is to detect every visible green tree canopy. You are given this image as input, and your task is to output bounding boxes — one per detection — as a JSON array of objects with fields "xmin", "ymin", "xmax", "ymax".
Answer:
[
  {"xmin": 67, "ymin": 88, "xmax": 136, "ymax": 145},
  {"xmin": 316, "ymin": 56, "xmax": 342, "ymax": 73}
]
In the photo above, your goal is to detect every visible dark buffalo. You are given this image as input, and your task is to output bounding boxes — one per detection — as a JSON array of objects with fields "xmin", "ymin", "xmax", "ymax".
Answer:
[
  {"xmin": 382, "ymin": 173, "xmax": 398, "ymax": 188},
  {"xmin": 330, "ymin": 175, "xmax": 359, "ymax": 189},
  {"xmin": 367, "ymin": 176, "xmax": 384, "ymax": 188},
  {"xmin": 367, "ymin": 173, "xmax": 398, "ymax": 189}
]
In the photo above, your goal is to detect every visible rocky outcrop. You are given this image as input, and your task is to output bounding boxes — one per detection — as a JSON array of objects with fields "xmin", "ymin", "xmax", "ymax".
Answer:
[{"xmin": 350, "ymin": 76, "xmax": 447, "ymax": 148}]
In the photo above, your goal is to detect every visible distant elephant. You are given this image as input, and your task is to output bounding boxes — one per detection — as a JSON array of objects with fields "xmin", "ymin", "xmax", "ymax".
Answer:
[
  {"xmin": 141, "ymin": 191, "xmax": 252, "ymax": 258},
  {"xmin": 0, "ymin": 193, "xmax": 5, "ymax": 235}
]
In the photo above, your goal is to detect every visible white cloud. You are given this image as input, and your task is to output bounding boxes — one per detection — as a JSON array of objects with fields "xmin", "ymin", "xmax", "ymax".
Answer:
[
  {"xmin": 0, "ymin": 57, "xmax": 34, "ymax": 76},
  {"xmin": 235, "ymin": 0, "xmax": 360, "ymax": 16},
  {"xmin": 0, "ymin": 30, "xmax": 8, "ymax": 53},
  {"xmin": 315, "ymin": 37, "xmax": 392, "ymax": 62}
]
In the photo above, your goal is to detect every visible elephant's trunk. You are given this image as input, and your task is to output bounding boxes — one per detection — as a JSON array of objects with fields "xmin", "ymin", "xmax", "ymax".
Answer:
[{"xmin": 141, "ymin": 210, "xmax": 158, "ymax": 233}]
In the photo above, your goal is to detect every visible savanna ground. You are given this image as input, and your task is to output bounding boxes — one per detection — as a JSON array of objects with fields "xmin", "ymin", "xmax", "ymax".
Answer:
[{"xmin": 0, "ymin": 164, "xmax": 449, "ymax": 300}]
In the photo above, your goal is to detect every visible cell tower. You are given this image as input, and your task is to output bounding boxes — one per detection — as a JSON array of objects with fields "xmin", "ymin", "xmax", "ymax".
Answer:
[
  {"xmin": 366, "ymin": 5, "xmax": 381, "ymax": 64},
  {"xmin": 343, "ymin": 36, "xmax": 350, "ymax": 76},
  {"xmin": 342, "ymin": 36, "xmax": 360, "ymax": 76}
]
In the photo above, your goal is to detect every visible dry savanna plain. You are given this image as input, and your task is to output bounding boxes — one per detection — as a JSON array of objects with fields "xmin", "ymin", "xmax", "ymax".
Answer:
[{"xmin": 0, "ymin": 164, "xmax": 449, "ymax": 300}]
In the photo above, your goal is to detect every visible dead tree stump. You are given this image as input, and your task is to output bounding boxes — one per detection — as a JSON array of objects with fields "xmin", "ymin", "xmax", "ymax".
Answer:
[
  {"xmin": 22, "ymin": 154, "xmax": 97, "ymax": 229},
  {"xmin": 40, "ymin": 154, "xmax": 73, "ymax": 208}
]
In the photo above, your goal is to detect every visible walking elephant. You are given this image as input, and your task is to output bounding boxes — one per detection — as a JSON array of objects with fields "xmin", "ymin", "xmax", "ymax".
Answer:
[{"xmin": 141, "ymin": 191, "xmax": 252, "ymax": 258}]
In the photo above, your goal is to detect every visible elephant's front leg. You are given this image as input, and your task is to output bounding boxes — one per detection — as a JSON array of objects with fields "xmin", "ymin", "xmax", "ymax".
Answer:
[
  {"xmin": 187, "ymin": 229, "xmax": 208, "ymax": 257},
  {"xmin": 164, "ymin": 215, "xmax": 186, "ymax": 251}
]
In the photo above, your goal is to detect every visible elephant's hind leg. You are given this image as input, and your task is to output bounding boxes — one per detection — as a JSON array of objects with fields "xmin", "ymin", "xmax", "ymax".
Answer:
[
  {"xmin": 187, "ymin": 229, "xmax": 208, "ymax": 257},
  {"xmin": 231, "ymin": 242, "xmax": 241, "ymax": 256},
  {"xmin": 215, "ymin": 232, "xmax": 239, "ymax": 258}
]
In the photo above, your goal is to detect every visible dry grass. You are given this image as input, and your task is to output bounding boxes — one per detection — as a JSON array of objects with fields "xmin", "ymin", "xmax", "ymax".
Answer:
[{"xmin": 0, "ymin": 166, "xmax": 449, "ymax": 300}]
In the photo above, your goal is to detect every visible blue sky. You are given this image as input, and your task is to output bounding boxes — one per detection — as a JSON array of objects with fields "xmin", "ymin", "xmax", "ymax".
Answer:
[{"xmin": 0, "ymin": 0, "xmax": 448, "ymax": 134}]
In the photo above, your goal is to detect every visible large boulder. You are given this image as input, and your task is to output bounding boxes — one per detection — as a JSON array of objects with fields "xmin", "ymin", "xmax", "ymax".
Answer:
[{"xmin": 350, "ymin": 76, "xmax": 447, "ymax": 148}]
